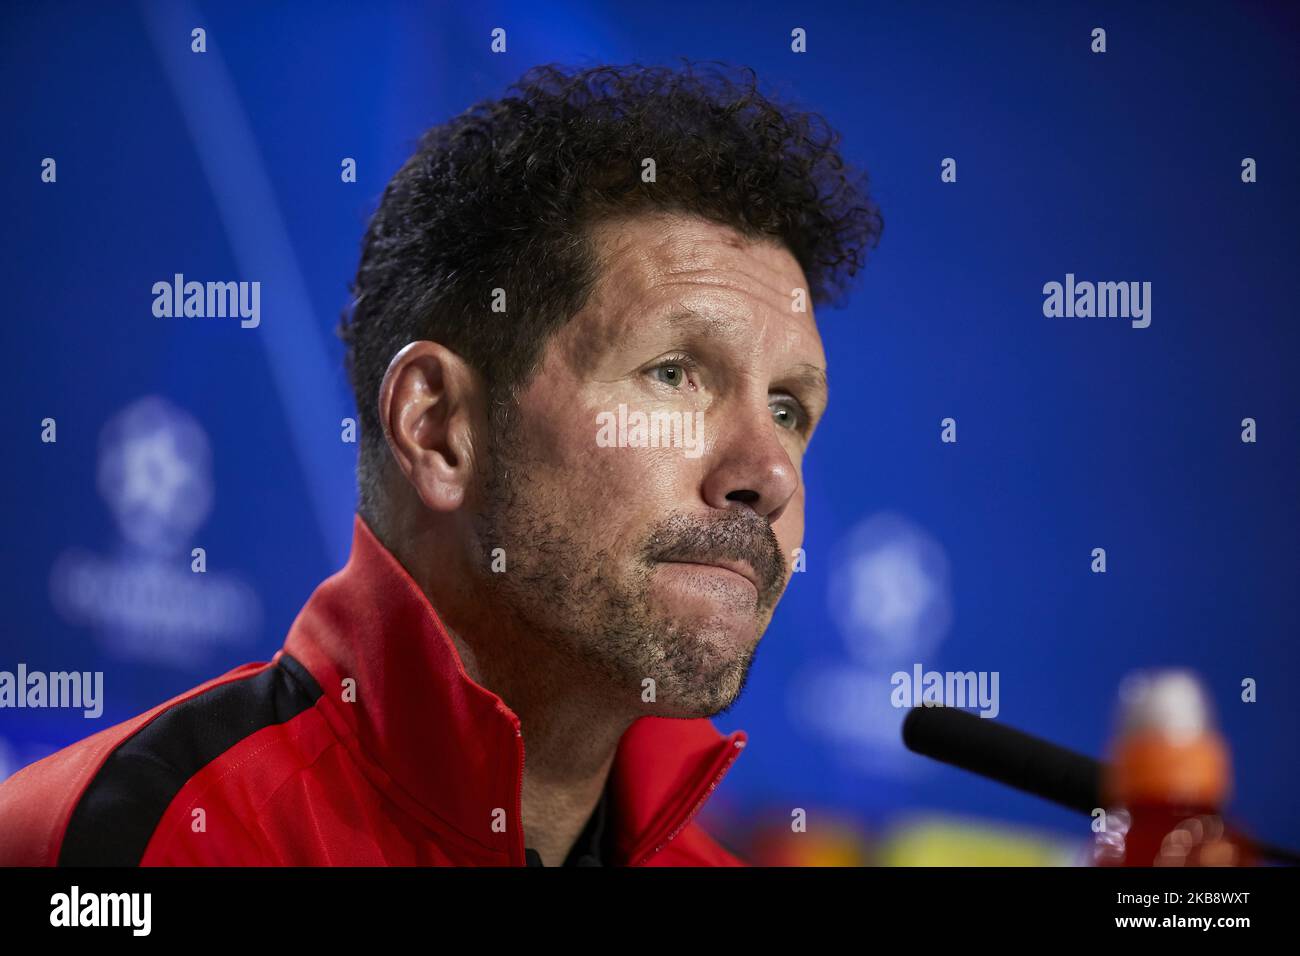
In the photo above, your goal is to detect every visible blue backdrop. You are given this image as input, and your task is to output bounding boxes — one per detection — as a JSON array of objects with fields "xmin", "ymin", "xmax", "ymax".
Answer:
[{"xmin": 2, "ymin": 0, "xmax": 1297, "ymax": 861}]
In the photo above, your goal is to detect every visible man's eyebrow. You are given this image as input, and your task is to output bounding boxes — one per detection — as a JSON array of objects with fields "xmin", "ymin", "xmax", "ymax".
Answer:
[
  {"xmin": 774, "ymin": 363, "xmax": 829, "ymax": 418},
  {"xmin": 780, "ymin": 363, "xmax": 828, "ymax": 396}
]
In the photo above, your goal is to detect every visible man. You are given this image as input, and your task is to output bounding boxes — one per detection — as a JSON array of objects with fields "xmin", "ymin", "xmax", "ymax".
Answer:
[{"xmin": 0, "ymin": 62, "xmax": 879, "ymax": 866}]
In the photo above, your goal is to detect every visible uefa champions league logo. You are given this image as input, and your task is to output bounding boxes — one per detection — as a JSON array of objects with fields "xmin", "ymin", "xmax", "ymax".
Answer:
[
  {"xmin": 49, "ymin": 396, "xmax": 261, "ymax": 667},
  {"xmin": 97, "ymin": 396, "xmax": 215, "ymax": 557},
  {"xmin": 827, "ymin": 513, "xmax": 953, "ymax": 670},
  {"xmin": 789, "ymin": 512, "xmax": 954, "ymax": 776}
]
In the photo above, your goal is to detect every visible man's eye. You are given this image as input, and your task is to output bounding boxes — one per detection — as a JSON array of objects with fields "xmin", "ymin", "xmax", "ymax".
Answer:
[
  {"xmin": 648, "ymin": 355, "xmax": 697, "ymax": 389},
  {"xmin": 653, "ymin": 364, "xmax": 687, "ymax": 387},
  {"xmin": 771, "ymin": 398, "xmax": 807, "ymax": 432}
]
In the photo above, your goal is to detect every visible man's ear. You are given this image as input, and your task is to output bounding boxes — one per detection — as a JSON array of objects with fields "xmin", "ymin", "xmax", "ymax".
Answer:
[{"xmin": 377, "ymin": 341, "xmax": 483, "ymax": 512}]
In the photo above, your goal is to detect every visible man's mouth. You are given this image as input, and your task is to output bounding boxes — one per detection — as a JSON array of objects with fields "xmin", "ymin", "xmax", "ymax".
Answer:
[{"xmin": 657, "ymin": 558, "xmax": 761, "ymax": 596}]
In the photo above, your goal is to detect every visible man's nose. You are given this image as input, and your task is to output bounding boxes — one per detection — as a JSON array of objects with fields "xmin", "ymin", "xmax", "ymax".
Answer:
[{"xmin": 698, "ymin": 400, "xmax": 800, "ymax": 524}]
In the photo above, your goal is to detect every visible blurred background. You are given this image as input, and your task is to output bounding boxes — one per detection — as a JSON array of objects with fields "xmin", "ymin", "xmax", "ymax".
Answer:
[{"xmin": 1, "ymin": 0, "xmax": 1297, "ymax": 865}]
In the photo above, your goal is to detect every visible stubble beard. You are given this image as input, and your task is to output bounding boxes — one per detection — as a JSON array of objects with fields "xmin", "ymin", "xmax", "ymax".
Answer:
[{"xmin": 470, "ymin": 411, "xmax": 759, "ymax": 719}]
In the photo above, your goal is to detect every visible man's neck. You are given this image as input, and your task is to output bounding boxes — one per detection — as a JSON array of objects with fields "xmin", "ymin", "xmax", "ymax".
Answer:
[
  {"xmin": 437, "ymin": 597, "xmax": 633, "ymax": 865},
  {"xmin": 384, "ymin": 516, "xmax": 636, "ymax": 864}
]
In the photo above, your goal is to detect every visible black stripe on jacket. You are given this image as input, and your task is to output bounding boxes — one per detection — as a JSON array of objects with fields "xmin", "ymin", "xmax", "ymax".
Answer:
[{"xmin": 58, "ymin": 654, "xmax": 323, "ymax": 866}]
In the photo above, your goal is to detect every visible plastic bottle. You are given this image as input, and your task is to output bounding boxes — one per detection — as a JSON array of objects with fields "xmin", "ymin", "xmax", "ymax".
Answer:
[{"xmin": 1093, "ymin": 669, "xmax": 1254, "ymax": 867}]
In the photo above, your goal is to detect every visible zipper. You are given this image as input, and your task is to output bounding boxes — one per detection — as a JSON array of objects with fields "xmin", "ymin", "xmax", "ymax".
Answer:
[
  {"xmin": 630, "ymin": 737, "xmax": 746, "ymax": 866},
  {"xmin": 512, "ymin": 724, "xmax": 526, "ymax": 866}
]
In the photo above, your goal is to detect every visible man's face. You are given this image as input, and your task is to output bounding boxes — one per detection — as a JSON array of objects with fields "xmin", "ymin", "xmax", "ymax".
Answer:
[{"xmin": 474, "ymin": 212, "xmax": 828, "ymax": 718}]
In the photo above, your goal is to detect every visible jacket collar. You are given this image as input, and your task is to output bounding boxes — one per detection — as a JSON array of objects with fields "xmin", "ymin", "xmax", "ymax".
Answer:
[{"xmin": 281, "ymin": 514, "xmax": 746, "ymax": 866}]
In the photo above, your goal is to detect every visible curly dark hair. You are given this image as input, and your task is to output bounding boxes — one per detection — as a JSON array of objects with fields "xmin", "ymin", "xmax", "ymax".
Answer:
[{"xmin": 339, "ymin": 60, "xmax": 882, "ymax": 513}]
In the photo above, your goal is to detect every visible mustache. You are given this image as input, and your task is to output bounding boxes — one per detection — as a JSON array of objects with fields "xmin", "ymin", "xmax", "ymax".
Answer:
[{"xmin": 643, "ymin": 510, "xmax": 786, "ymax": 600}]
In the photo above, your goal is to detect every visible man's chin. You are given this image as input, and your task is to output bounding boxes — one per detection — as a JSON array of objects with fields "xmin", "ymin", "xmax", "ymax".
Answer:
[
  {"xmin": 633, "ymin": 615, "xmax": 759, "ymax": 718},
  {"xmin": 649, "ymin": 604, "xmax": 763, "ymax": 662},
  {"xmin": 643, "ymin": 670, "xmax": 750, "ymax": 719}
]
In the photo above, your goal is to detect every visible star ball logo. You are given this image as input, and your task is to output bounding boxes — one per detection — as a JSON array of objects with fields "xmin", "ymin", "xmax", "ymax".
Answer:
[
  {"xmin": 789, "ymin": 512, "xmax": 956, "ymax": 775},
  {"xmin": 97, "ymin": 395, "xmax": 213, "ymax": 554},
  {"xmin": 49, "ymin": 396, "xmax": 261, "ymax": 667}
]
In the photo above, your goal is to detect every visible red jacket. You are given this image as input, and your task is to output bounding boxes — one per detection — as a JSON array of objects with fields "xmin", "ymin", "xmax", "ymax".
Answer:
[{"xmin": 0, "ymin": 515, "xmax": 749, "ymax": 866}]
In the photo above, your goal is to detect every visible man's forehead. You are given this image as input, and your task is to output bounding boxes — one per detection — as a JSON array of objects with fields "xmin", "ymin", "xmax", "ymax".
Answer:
[
  {"xmin": 562, "ymin": 212, "xmax": 823, "ymax": 362},
  {"xmin": 589, "ymin": 212, "xmax": 806, "ymax": 303}
]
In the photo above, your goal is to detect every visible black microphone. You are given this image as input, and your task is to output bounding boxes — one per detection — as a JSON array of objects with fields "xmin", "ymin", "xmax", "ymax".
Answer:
[
  {"xmin": 900, "ymin": 704, "xmax": 1300, "ymax": 865},
  {"xmin": 901, "ymin": 704, "xmax": 1101, "ymax": 815}
]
